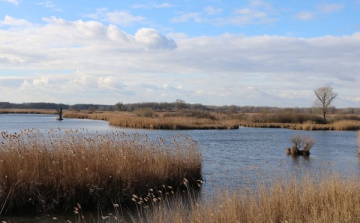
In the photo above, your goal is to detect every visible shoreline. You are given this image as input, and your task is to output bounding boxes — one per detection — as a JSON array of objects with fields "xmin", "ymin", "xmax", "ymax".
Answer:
[{"xmin": 1, "ymin": 109, "xmax": 360, "ymax": 131}]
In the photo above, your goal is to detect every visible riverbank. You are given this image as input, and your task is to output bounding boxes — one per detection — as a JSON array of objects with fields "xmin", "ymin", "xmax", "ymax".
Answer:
[
  {"xmin": 64, "ymin": 110, "xmax": 360, "ymax": 131},
  {"xmin": 240, "ymin": 120, "xmax": 360, "ymax": 131},
  {"xmin": 1, "ymin": 109, "xmax": 360, "ymax": 131}
]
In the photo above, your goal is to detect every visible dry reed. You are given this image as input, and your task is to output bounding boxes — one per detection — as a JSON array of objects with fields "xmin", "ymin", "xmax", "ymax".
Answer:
[
  {"xmin": 141, "ymin": 172, "xmax": 360, "ymax": 223},
  {"xmin": 0, "ymin": 109, "xmax": 57, "ymax": 114},
  {"xmin": 0, "ymin": 129, "xmax": 201, "ymax": 212},
  {"xmin": 358, "ymin": 130, "xmax": 360, "ymax": 154},
  {"xmin": 63, "ymin": 111, "xmax": 239, "ymax": 130},
  {"xmin": 240, "ymin": 120, "xmax": 360, "ymax": 131}
]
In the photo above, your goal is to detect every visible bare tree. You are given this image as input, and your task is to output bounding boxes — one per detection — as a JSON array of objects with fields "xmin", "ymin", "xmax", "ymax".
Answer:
[
  {"xmin": 314, "ymin": 86, "xmax": 338, "ymax": 122},
  {"xmin": 175, "ymin": 99, "xmax": 186, "ymax": 111}
]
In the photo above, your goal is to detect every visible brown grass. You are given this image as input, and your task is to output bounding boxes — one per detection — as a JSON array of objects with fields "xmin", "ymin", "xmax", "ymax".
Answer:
[
  {"xmin": 358, "ymin": 130, "xmax": 360, "ymax": 154},
  {"xmin": 0, "ymin": 109, "xmax": 57, "ymax": 114},
  {"xmin": 63, "ymin": 111, "xmax": 239, "ymax": 130},
  {"xmin": 240, "ymin": 120, "xmax": 360, "ymax": 131},
  {"xmin": 141, "ymin": 172, "xmax": 360, "ymax": 223},
  {"xmin": 0, "ymin": 129, "xmax": 201, "ymax": 212}
]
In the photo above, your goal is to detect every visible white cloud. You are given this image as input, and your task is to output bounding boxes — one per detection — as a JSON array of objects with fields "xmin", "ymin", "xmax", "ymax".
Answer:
[
  {"xmin": 293, "ymin": 3, "xmax": 344, "ymax": 21},
  {"xmin": 84, "ymin": 9, "xmax": 145, "ymax": 26},
  {"xmin": 0, "ymin": 16, "xmax": 360, "ymax": 106},
  {"xmin": 171, "ymin": 12, "xmax": 202, "ymax": 23},
  {"xmin": 135, "ymin": 28, "xmax": 177, "ymax": 50},
  {"xmin": 131, "ymin": 3, "xmax": 173, "ymax": 9},
  {"xmin": 293, "ymin": 11, "xmax": 315, "ymax": 20},
  {"xmin": 98, "ymin": 76, "xmax": 126, "ymax": 89},
  {"xmin": 229, "ymin": 8, "xmax": 275, "ymax": 25},
  {"xmin": 318, "ymin": 3, "xmax": 344, "ymax": 13},
  {"xmin": 106, "ymin": 11, "xmax": 145, "ymax": 26},
  {"xmin": 37, "ymin": 1, "xmax": 62, "ymax": 11},
  {"xmin": 172, "ymin": 2, "xmax": 276, "ymax": 26},
  {"xmin": 2, "ymin": 0, "xmax": 18, "ymax": 5},
  {"xmin": 204, "ymin": 6, "xmax": 223, "ymax": 15},
  {"xmin": 33, "ymin": 76, "xmax": 50, "ymax": 87},
  {"xmin": 1, "ymin": 15, "xmax": 32, "ymax": 26},
  {"xmin": 249, "ymin": 0, "xmax": 273, "ymax": 10}
]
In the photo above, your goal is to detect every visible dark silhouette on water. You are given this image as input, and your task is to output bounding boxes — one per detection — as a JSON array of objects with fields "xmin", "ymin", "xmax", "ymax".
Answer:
[{"xmin": 56, "ymin": 106, "xmax": 63, "ymax": 120}]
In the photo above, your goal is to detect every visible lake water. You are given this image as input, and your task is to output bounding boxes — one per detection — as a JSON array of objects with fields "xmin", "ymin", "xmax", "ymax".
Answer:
[{"xmin": 0, "ymin": 114, "xmax": 359, "ymax": 222}]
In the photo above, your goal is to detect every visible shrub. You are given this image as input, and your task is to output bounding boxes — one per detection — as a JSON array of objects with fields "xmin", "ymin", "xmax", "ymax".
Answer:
[
  {"xmin": 134, "ymin": 107, "xmax": 157, "ymax": 117},
  {"xmin": 287, "ymin": 135, "xmax": 314, "ymax": 156}
]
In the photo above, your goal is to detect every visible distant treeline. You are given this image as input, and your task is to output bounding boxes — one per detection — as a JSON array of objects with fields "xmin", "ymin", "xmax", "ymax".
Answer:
[{"xmin": 1, "ymin": 101, "xmax": 360, "ymax": 114}]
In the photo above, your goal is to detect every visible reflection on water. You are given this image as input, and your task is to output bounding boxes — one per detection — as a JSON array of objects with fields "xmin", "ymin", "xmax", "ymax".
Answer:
[{"xmin": 0, "ymin": 114, "xmax": 359, "ymax": 221}]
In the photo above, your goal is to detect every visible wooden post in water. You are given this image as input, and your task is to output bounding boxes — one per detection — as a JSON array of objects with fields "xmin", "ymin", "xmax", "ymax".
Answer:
[{"xmin": 56, "ymin": 106, "xmax": 63, "ymax": 121}]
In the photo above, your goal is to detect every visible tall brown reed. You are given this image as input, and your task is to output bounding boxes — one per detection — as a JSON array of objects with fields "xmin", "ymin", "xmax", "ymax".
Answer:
[
  {"xmin": 142, "ymin": 172, "xmax": 360, "ymax": 223},
  {"xmin": 240, "ymin": 120, "xmax": 360, "ymax": 131},
  {"xmin": 64, "ymin": 111, "xmax": 239, "ymax": 130},
  {"xmin": 0, "ymin": 129, "xmax": 201, "ymax": 212},
  {"xmin": 358, "ymin": 130, "xmax": 360, "ymax": 154}
]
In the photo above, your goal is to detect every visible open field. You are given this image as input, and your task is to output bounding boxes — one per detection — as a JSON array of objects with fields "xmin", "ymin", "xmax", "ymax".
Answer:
[{"xmin": 0, "ymin": 129, "xmax": 201, "ymax": 212}]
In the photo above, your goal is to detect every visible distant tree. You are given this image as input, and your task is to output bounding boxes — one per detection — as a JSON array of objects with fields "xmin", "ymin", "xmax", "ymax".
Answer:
[
  {"xmin": 175, "ymin": 99, "xmax": 186, "ymax": 111},
  {"xmin": 115, "ymin": 102, "xmax": 124, "ymax": 111},
  {"xmin": 314, "ymin": 86, "xmax": 338, "ymax": 122}
]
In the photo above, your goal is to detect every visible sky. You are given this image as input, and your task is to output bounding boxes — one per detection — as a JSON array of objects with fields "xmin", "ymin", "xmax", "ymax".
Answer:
[{"xmin": 0, "ymin": 0, "xmax": 360, "ymax": 108}]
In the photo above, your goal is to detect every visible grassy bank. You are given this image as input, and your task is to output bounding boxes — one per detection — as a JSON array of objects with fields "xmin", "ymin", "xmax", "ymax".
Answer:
[
  {"xmin": 0, "ymin": 109, "xmax": 57, "ymax": 114},
  {"xmin": 0, "ymin": 129, "xmax": 201, "ymax": 212},
  {"xmin": 358, "ymin": 130, "xmax": 360, "ymax": 154},
  {"xmin": 2, "ymin": 108, "xmax": 360, "ymax": 131},
  {"xmin": 240, "ymin": 120, "xmax": 360, "ymax": 131},
  {"xmin": 63, "ymin": 111, "xmax": 239, "ymax": 130}
]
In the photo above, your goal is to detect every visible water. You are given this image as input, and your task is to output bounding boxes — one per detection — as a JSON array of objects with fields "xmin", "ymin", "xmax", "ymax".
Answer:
[{"xmin": 0, "ymin": 114, "xmax": 359, "ymax": 221}]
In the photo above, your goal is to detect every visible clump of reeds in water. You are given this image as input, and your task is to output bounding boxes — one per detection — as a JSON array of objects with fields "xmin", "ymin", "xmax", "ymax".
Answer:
[
  {"xmin": 286, "ymin": 134, "xmax": 314, "ymax": 156},
  {"xmin": 0, "ymin": 129, "xmax": 202, "ymax": 213}
]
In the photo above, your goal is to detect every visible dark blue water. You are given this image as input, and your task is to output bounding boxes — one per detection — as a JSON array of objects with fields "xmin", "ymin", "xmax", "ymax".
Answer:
[{"xmin": 0, "ymin": 114, "xmax": 359, "ymax": 221}]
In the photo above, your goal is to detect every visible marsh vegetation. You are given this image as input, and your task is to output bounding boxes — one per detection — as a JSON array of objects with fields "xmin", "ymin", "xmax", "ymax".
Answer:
[{"xmin": 0, "ymin": 129, "xmax": 201, "ymax": 213}]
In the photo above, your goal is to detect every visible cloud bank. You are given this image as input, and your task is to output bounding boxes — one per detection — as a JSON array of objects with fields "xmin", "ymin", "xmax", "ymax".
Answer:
[{"xmin": 0, "ymin": 15, "xmax": 359, "ymax": 107}]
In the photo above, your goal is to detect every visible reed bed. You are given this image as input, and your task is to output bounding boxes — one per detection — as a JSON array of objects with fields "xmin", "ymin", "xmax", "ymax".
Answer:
[
  {"xmin": 63, "ymin": 111, "xmax": 239, "ymax": 130},
  {"xmin": 0, "ymin": 129, "xmax": 201, "ymax": 212},
  {"xmin": 0, "ymin": 109, "xmax": 57, "ymax": 114},
  {"xmin": 141, "ymin": 172, "xmax": 360, "ymax": 223},
  {"xmin": 358, "ymin": 130, "xmax": 360, "ymax": 154},
  {"xmin": 240, "ymin": 120, "xmax": 360, "ymax": 131}
]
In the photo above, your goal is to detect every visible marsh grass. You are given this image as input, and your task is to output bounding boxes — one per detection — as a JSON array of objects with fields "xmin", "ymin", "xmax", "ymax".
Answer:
[
  {"xmin": 0, "ymin": 129, "xmax": 201, "ymax": 212},
  {"xmin": 75, "ymin": 171, "xmax": 360, "ymax": 223},
  {"xmin": 63, "ymin": 111, "xmax": 239, "ymax": 130},
  {"xmin": 240, "ymin": 120, "xmax": 360, "ymax": 131},
  {"xmin": 0, "ymin": 109, "xmax": 57, "ymax": 114},
  {"xmin": 358, "ymin": 130, "xmax": 360, "ymax": 154},
  {"xmin": 141, "ymin": 172, "xmax": 360, "ymax": 223}
]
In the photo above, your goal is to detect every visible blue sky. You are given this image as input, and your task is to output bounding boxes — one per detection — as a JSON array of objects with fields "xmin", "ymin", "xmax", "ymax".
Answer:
[{"xmin": 0, "ymin": 0, "xmax": 360, "ymax": 107}]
